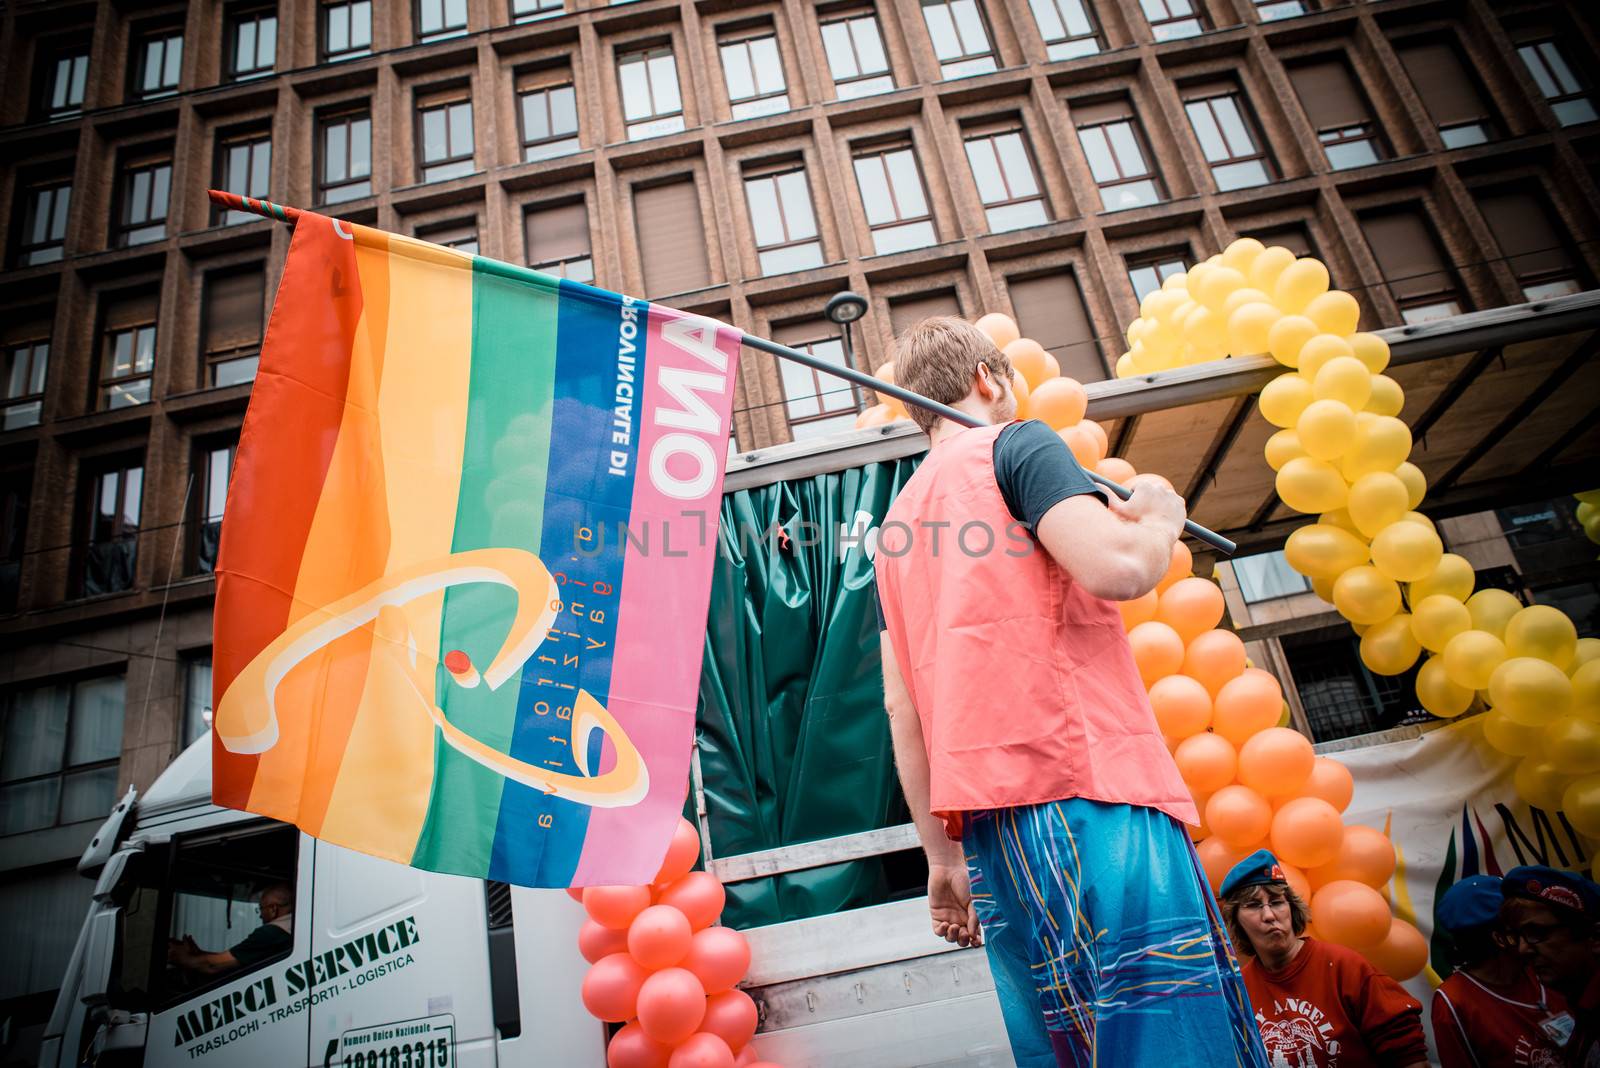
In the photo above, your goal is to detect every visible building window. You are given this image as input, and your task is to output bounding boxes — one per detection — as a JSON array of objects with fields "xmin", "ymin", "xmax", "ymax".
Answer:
[
  {"xmin": 1517, "ymin": 40, "xmax": 1597, "ymax": 127},
  {"xmin": 634, "ymin": 179, "xmax": 712, "ymax": 296},
  {"xmin": 417, "ymin": 87, "xmax": 475, "ymax": 183},
  {"xmin": 132, "ymin": 27, "xmax": 184, "ymax": 98},
  {"xmin": 192, "ymin": 441, "xmax": 235, "ymax": 575},
  {"xmin": 213, "ymin": 129, "xmax": 272, "ymax": 225},
  {"xmin": 321, "ymin": 0, "xmax": 372, "ymax": 62},
  {"xmin": 98, "ymin": 295, "xmax": 158, "ymax": 410},
  {"xmin": 78, "ymin": 459, "xmax": 143, "ymax": 597},
  {"xmin": 16, "ymin": 181, "xmax": 71, "ymax": 266},
  {"xmin": 0, "ymin": 676, "xmax": 126, "ymax": 835},
  {"xmin": 202, "ymin": 266, "xmax": 265, "ymax": 388},
  {"xmin": 525, "ymin": 200, "xmax": 593, "ymax": 282},
  {"xmin": 2, "ymin": 339, "xmax": 49, "ymax": 430},
  {"xmin": 1139, "ymin": 0, "xmax": 1205, "ymax": 41},
  {"xmin": 416, "ymin": 0, "xmax": 468, "ymax": 42},
  {"xmin": 744, "ymin": 162, "xmax": 823, "ymax": 276},
  {"xmin": 420, "ymin": 219, "xmax": 479, "ymax": 254},
  {"xmin": 0, "ymin": 473, "xmax": 27, "ymax": 613},
  {"xmin": 1127, "ymin": 253, "xmax": 1189, "ymax": 304},
  {"xmin": 853, "ymin": 140, "xmax": 937, "ymax": 255},
  {"xmin": 511, "ymin": 0, "xmax": 564, "ymax": 21},
  {"xmin": 964, "ymin": 124, "xmax": 1049, "ymax": 232},
  {"xmin": 1029, "ymin": 0, "xmax": 1102, "ymax": 61},
  {"xmin": 720, "ymin": 27, "xmax": 789, "ymax": 120},
  {"xmin": 1475, "ymin": 189, "xmax": 1585, "ymax": 301},
  {"xmin": 40, "ymin": 47, "xmax": 89, "ymax": 118},
  {"xmin": 1289, "ymin": 60, "xmax": 1386, "ymax": 170},
  {"xmin": 618, "ymin": 45, "xmax": 684, "ymax": 141},
  {"xmin": 1397, "ymin": 40, "xmax": 1497, "ymax": 148},
  {"xmin": 1076, "ymin": 104, "xmax": 1164, "ymax": 212},
  {"xmin": 1007, "ymin": 271, "xmax": 1105, "ymax": 382},
  {"xmin": 1254, "ymin": 0, "xmax": 1310, "ymax": 22},
  {"xmin": 772, "ymin": 325, "xmax": 858, "ymax": 440},
  {"xmin": 1184, "ymin": 89, "xmax": 1274, "ymax": 191},
  {"xmin": 517, "ymin": 75, "xmax": 579, "ymax": 162},
  {"xmin": 1234, "ymin": 551, "xmax": 1312, "ymax": 602},
  {"xmin": 114, "ymin": 152, "xmax": 172, "ymax": 248},
  {"xmin": 227, "ymin": 5, "xmax": 278, "ymax": 81},
  {"xmin": 921, "ymin": 0, "xmax": 998, "ymax": 80},
  {"xmin": 1287, "ymin": 634, "xmax": 1420, "ymax": 743},
  {"xmin": 317, "ymin": 108, "xmax": 373, "ymax": 204},
  {"xmin": 1360, "ymin": 210, "xmax": 1464, "ymax": 325},
  {"xmin": 819, "ymin": 7, "xmax": 894, "ymax": 100},
  {"xmin": 183, "ymin": 656, "xmax": 213, "ymax": 745}
]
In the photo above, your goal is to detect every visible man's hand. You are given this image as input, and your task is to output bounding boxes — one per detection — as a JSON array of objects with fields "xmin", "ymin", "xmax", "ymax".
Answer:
[
  {"xmin": 928, "ymin": 863, "xmax": 982, "ymax": 948},
  {"xmin": 1107, "ymin": 474, "xmax": 1186, "ymax": 538}
]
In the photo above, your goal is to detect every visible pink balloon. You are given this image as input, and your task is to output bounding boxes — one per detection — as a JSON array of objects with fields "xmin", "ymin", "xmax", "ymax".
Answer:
[
  {"xmin": 580, "ymin": 919, "xmax": 632, "ymax": 965},
  {"xmin": 681, "ymin": 926, "xmax": 751, "ymax": 993},
  {"xmin": 699, "ymin": 989, "xmax": 758, "ymax": 1054},
  {"xmin": 667, "ymin": 1033, "xmax": 735, "ymax": 1068},
  {"xmin": 658, "ymin": 872, "xmax": 726, "ymax": 931},
  {"xmin": 629, "ymin": 905, "xmax": 694, "ymax": 971},
  {"xmin": 582, "ymin": 953, "xmax": 650, "ymax": 1023},
  {"xmin": 637, "ymin": 968, "xmax": 708, "ymax": 1045},
  {"xmin": 654, "ymin": 819, "xmax": 703, "ymax": 887},
  {"xmin": 586, "ymin": 885, "xmax": 653, "ymax": 931},
  {"xmin": 607, "ymin": 1021, "xmax": 672, "ymax": 1068}
]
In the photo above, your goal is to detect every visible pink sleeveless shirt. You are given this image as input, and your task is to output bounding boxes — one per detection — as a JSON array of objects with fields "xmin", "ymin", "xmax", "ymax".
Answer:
[{"xmin": 875, "ymin": 423, "xmax": 1197, "ymax": 838}]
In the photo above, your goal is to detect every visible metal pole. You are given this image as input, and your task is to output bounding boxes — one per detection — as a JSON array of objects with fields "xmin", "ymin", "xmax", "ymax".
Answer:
[{"xmin": 738, "ymin": 332, "xmax": 1238, "ymax": 555}]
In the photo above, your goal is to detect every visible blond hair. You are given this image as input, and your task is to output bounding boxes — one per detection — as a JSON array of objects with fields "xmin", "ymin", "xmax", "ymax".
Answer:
[
  {"xmin": 1221, "ymin": 881, "xmax": 1311, "ymax": 958},
  {"xmin": 892, "ymin": 317, "xmax": 1012, "ymax": 432}
]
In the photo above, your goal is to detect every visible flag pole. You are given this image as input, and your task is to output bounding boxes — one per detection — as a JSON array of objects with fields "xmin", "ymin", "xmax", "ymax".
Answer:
[{"xmin": 207, "ymin": 190, "xmax": 1236, "ymax": 555}]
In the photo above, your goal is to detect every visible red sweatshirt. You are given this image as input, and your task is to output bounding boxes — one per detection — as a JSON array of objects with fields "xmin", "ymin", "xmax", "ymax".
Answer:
[
  {"xmin": 1241, "ymin": 937, "xmax": 1428, "ymax": 1068},
  {"xmin": 1431, "ymin": 968, "xmax": 1568, "ymax": 1068}
]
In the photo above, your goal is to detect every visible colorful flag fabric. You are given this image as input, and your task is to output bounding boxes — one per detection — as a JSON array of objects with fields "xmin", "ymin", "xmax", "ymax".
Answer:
[{"xmin": 210, "ymin": 197, "xmax": 741, "ymax": 887}]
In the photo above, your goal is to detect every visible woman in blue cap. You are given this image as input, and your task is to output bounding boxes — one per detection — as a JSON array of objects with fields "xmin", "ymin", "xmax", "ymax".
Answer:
[
  {"xmin": 1500, "ymin": 865, "xmax": 1599, "ymax": 1066},
  {"xmin": 1433, "ymin": 873, "xmax": 1570, "ymax": 1067},
  {"xmin": 1219, "ymin": 848, "xmax": 1428, "ymax": 1068}
]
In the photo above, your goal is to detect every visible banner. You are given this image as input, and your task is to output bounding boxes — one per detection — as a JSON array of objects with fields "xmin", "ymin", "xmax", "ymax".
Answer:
[{"xmin": 211, "ymin": 205, "xmax": 741, "ymax": 887}]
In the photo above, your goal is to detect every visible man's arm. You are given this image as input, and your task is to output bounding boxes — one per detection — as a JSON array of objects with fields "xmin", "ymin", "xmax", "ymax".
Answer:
[
  {"xmin": 1033, "ymin": 475, "xmax": 1186, "ymax": 602},
  {"xmin": 168, "ymin": 940, "xmax": 239, "ymax": 976},
  {"xmin": 880, "ymin": 633, "xmax": 979, "ymax": 948}
]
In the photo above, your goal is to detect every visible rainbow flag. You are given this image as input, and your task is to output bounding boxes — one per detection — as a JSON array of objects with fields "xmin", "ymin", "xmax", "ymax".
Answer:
[{"xmin": 210, "ymin": 197, "xmax": 740, "ymax": 887}]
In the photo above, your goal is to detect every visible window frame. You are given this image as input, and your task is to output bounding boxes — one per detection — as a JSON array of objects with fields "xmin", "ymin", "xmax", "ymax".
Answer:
[
  {"xmin": 510, "ymin": 0, "xmax": 565, "ymax": 22},
  {"xmin": 920, "ymin": 0, "xmax": 1000, "ymax": 80},
  {"xmin": 75, "ymin": 457, "xmax": 144, "ymax": 598},
  {"xmin": 1139, "ymin": 0, "xmax": 1206, "ymax": 41},
  {"xmin": 182, "ymin": 654, "xmax": 214, "ymax": 746},
  {"xmin": 320, "ymin": 0, "xmax": 373, "ymax": 63},
  {"xmin": 818, "ymin": 7, "xmax": 895, "ymax": 100},
  {"xmin": 39, "ymin": 45, "xmax": 90, "ymax": 119},
  {"xmin": 1517, "ymin": 39, "xmax": 1598, "ymax": 127},
  {"xmin": 131, "ymin": 25, "xmax": 184, "ymax": 99},
  {"xmin": 962, "ymin": 123, "xmax": 1050, "ymax": 233},
  {"xmin": 617, "ymin": 44, "xmax": 685, "ymax": 141},
  {"xmin": 525, "ymin": 200, "xmax": 594, "ymax": 283},
  {"xmin": 114, "ymin": 149, "xmax": 174, "ymax": 248},
  {"xmin": 225, "ymin": 3, "xmax": 278, "ymax": 82},
  {"xmin": 414, "ymin": 0, "xmax": 469, "ymax": 42},
  {"xmin": 415, "ymin": 85, "xmax": 476, "ymax": 184},
  {"xmin": 1253, "ymin": 0, "xmax": 1310, "ymax": 22},
  {"xmin": 315, "ymin": 106, "xmax": 374, "ymax": 205},
  {"xmin": 2, "ymin": 338, "xmax": 50, "ymax": 431},
  {"xmin": 200, "ymin": 266, "xmax": 266, "ymax": 389},
  {"xmin": 516, "ymin": 72, "xmax": 580, "ymax": 162},
  {"xmin": 851, "ymin": 139, "xmax": 938, "ymax": 255},
  {"xmin": 1182, "ymin": 88, "xmax": 1276, "ymax": 191},
  {"xmin": 0, "ymin": 469, "xmax": 28, "ymax": 614},
  {"xmin": 212, "ymin": 127, "xmax": 273, "ymax": 225},
  {"xmin": 1125, "ymin": 251, "xmax": 1190, "ymax": 304},
  {"xmin": 742, "ymin": 160, "xmax": 824, "ymax": 276},
  {"xmin": 774, "ymin": 329, "xmax": 860, "ymax": 438},
  {"xmin": 1075, "ymin": 109, "xmax": 1166, "ymax": 212},
  {"xmin": 190, "ymin": 438, "xmax": 237, "ymax": 575},
  {"xmin": 1028, "ymin": 0, "xmax": 1103, "ymax": 61},
  {"xmin": 15, "ymin": 180, "xmax": 72, "ymax": 267},
  {"xmin": 0, "ymin": 674, "xmax": 127, "ymax": 836},
  {"xmin": 97, "ymin": 317, "xmax": 158, "ymax": 412},
  {"xmin": 718, "ymin": 25, "xmax": 790, "ymax": 120},
  {"xmin": 417, "ymin": 218, "xmax": 480, "ymax": 254}
]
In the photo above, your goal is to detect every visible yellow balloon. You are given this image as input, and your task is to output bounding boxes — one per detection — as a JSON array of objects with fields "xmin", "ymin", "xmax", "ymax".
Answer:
[
  {"xmin": 1141, "ymin": 287, "xmax": 1186, "ymax": 323},
  {"xmin": 1572, "ymin": 638, "xmax": 1600, "ymax": 674},
  {"xmin": 1296, "ymin": 400, "xmax": 1359, "ymax": 461},
  {"xmin": 1545, "ymin": 717, "xmax": 1600, "ymax": 775},
  {"xmin": 1184, "ymin": 261, "xmax": 1216, "ymax": 304},
  {"xmin": 1267, "ymin": 315, "xmax": 1318, "ymax": 368},
  {"xmin": 1489, "ymin": 657, "xmax": 1572, "ymax": 726},
  {"xmin": 1305, "ymin": 290, "xmax": 1361, "ymax": 336},
  {"xmin": 1284, "ymin": 523, "xmax": 1371, "ymax": 579},
  {"xmin": 1260, "ymin": 374, "xmax": 1315, "ymax": 428},
  {"xmin": 1162, "ymin": 271, "xmax": 1190, "ymax": 292},
  {"xmin": 1349, "ymin": 333, "xmax": 1391, "ymax": 374},
  {"xmin": 1183, "ymin": 305, "xmax": 1227, "ymax": 351},
  {"xmin": 1399, "ymin": 510, "xmax": 1435, "ymax": 531},
  {"xmin": 1297, "ymin": 334, "xmax": 1356, "ymax": 381},
  {"xmin": 1483, "ymin": 707, "xmax": 1543, "ymax": 756},
  {"xmin": 1515, "ymin": 756, "xmax": 1574, "ymax": 812},
  {"xmin": 1275, "ymin": 257, "xmax": 1331, "ymax": 314},
  {"xmin": 1333, "ymin": 566, "xmax": 1402, "ymax": 626},
  {"xmin": 1197, "ymin": 266, "xmax": 1248, "ymax": 312},
  {"xmin": 1562, "ymin": 775, "xmax": 1600, "ymax": 838},
  {"xmin": 1311, "ymin": 574, "xmax": 1337, "ymax": 604},
  {"xmin": 1360, "ymin": 614, "xmax": 1421, "ymax": 675},
  {"xmin": 1365, "ymin": 375, "xmax": 1405, "ymax": 417},
  {"xmin": 1443, "ymin": 629, "xmax": 1508, "ymax": 691},
  {"xmin": 1227, "ymin": 302, "xmax": 1280, "ymax": 357},
  {"xmin": 1116, "ymin": 353, "xmax": 1136, "ymax": 378},
  {"xmin": 1126, "ymin": 318, "xmax": 1150, "ymax": 347},
  {"xmin": 1409, "ymin": 553, "xmax": 1475, "ymax": 602},
  {"xmin": 1339, "ymin": 416, "xmax": 1413, "ymax": 481},
  {"xmin": 1417, "ymin": 656, "xmax": 1473, "ymax": 717},
  {"xmin": 1575, "ymin": 661, "xmax": 1600, "ymax": 720},
  {"xmin": 1370, "ymin": 521, "xmax": 1443, "ymax": 583},
  {"xmin": 1319, "ymin": 508, "xmax": 1364, "ymax": 538},
  {"xmin": 1249, "ymin": 246, "xmax": 1298, "ymax": 294},
  {"xmin": 1467, "ymin": 589, "xmax": 1523, "ymax": 639},
  {"xmin": 1504, "ymin": 605, "xmax": 1579, "ymax": 671},
  {"xmin": 1277, "ymin": 457, "xmax": 1350, "ymax": 514},
  {"xmin": 1223, "ymin": 288, "xmax": 1274, "ymax": 316},
  {"xmin": 1313, "ymin": 356, "xmax": 1373, "ymax": 409},
  {"xmin": 1347, "ymin": 472, "xmax": 1410, "ymax": 538},
  {"xmin": 1221, "ymin": 237, "xmax": 1267, "ymax": 274},
  {"xmin": 1394, "ymin": 462, "xmax": 1427, "ymax": 510},
  {"xmin": 1265, "ymin": 429, "xmax": 1308, "ymax": 471},
  {"xmin": 1411, "ymin": 595, "xmax": 1472, "ymax": 652}
]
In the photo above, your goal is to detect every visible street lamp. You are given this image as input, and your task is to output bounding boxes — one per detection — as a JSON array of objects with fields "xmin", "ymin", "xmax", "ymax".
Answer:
[{"xmin": 825, "ymin": 291, "xmax": 870, "ymax": 412}]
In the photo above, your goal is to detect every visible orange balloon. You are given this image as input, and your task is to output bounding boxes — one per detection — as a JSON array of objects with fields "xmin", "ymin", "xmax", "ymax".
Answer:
[
  {"xmin": 976, "ymin": 312, "xmax": 1021, "ymax": 350},
  {"xmin": 667, "ymin": 1034, "xmax": 735, "ymax": 1068},
  {"xmin": 1311, "ymin": 879, "xmax": 1392, "ymax": 950},
  {"xmin": 1028, "ymin": 376, "xmax": 1089, "ymax": 429},
  {"xmin": 628, "ymin": 905, "xmax": 694, "ymax": 971},
  {"xmin": 586, "ymin": 885, "xmax": 654, "ymax": 931},
  {"xmin": 1097, "ymin": 456, "xmax": 1137, "ymax": 483},
  {"xmin": 1281, "ymin": 862, "xmax": 1312, "ymax": 904},
  {"xmin": 654, "ymin": 818, "xmax": 703, "ymax": 886},
  {"xmin": 681, "ymin": 926, "xmax": 752, "ymax": 995},
  {"xmin": 1149, "ymin": 674, "xmax": 1213, "ymax": 740},
  {"xmin": 1237, "ymin": 727, "xmax": 1315, "ymax": 798},
  {"xmin": 1174, "ymin": 732, "xmax": 1237, "ymax": 794},
  {"xmin": 657, "ymin": 872, "xmax": 726, "ymax": 931},
  {"xmin": 1128, "ymin": 621, "xmax": 1186, "ymax": 686},
  {"xmin": 1306, "ymin": 825, "xmax": 1395, "ymax": 890},
  {"xmin": 1011, "ymin": 373, "xmax": 1032, "ymax": 421},
  {"xmin": 874, "ymin": 360, "xmax": 896, "ymax": 387},
  {"xmin": 1059, "ymin": 424, "xmax": 1104, "ymax": 468},
  {"xmin": 580, "ymin": 918, "xmax": 633, "ymax": 964},
  {"xmin": 636, "ymin": 968, "xmax": 708, "ymax": 1045},
  {"xmin": 1119, "ymin": 590, "xmax": 1159, "ymax": 630},
  {"xmin": 699, "ymin": 989, "xmax": 759, "ymax": 1057},
  {"xmin": 1212, "ymin": 668, "xmax": 1284, "ymax": 747},
  {"xmin": 1183, "ymin": 629, "xmax": 1249, "ymax": 696},
  {"xmin": 583, "ymin": 952, "xmax": 651, "ymax": 1022},
  {"xmin": 1360, "ymin": 918, "xmax": 1429, "ymax": 981},
  {"xmin": 1198, "ymin": 836, "xmax": 1251, "ymax": 893},
  {"xmin": 1157, "ymin": 578, "xmax": 1227, "ymax": 644},
  {"xmin": 856, "ymin": 404, "xmax": 893, "ymax": 428},
  {"xmin": 1158, "ymin": 541, "xmax": 1194, "ymax": 594},
  {"xmin": 1041, "ymin": 352, "xmax": 1061, "ymax": 381},
  {"xmin": 607, "ymin": 1021, "xmax": 673, "ymax": 1068},
  {"xmin": 1082, "ymin": 419, "xmax": 1109, "ymax": 456},
  {"xmin": 1301, "ymin": 757, "xmax": 1354, "ymax": 813},
  {"xmin": 1004, "ymin": 338, "xmax": 1051, "ymax": 390},
  {"xmin": 1271, "ymin": 797, "xmax": 1345, "ymax": 869},
  {"xmin": 1207, "ymin": 785, "xmax": 1274, "ymax": 849}
]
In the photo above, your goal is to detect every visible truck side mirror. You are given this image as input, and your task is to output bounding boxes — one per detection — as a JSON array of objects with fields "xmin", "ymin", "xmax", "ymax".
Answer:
[
  {"xmin": 79, "ymin": 786, "xmax": 137, "ymax": 877},
  {"xmin": 79, "ymin": 846, "xmax": 142, "ymax": 1007}
]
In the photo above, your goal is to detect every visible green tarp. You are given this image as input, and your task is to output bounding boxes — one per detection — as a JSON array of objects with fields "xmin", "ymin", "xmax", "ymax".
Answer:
[{"xmin": 695, "ymin": 457, "xmax": 922, "ymax": 929}]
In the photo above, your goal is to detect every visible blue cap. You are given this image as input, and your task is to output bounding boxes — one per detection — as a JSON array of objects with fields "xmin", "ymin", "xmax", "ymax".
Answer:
[
  {"xmin": 1504, "ymin": 866, "xmax": 1600, "ymax": 919},
  {"xmin": 1436, "ymin": 875, "xmax": 1504, "ymax": 933},
  {"xmin": 1221, "ymin": 849, "xmax": 1289, "ymax": 899}
]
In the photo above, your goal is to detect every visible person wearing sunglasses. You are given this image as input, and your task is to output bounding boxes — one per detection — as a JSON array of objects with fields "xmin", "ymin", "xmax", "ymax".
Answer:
[
  {"xmin": 168, "ymin": 882, "xmax": 295, "ymax": 978},
  {"xmin": 1500, "ymin": 865, "xmax": 1600, "ymax": 1065}
]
